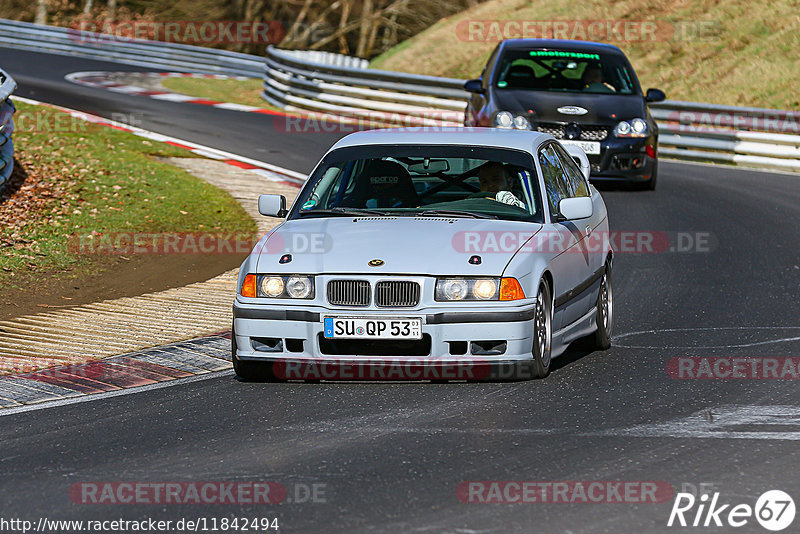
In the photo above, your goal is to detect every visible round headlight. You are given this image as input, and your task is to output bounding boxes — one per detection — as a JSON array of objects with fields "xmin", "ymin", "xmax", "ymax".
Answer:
[
  {"xmin": 443, "ymin": 279, "xmax": 469, "ymax": 300},
  {"xmin": 473, "ymin": 279, "xmax": 498, "ymax": 300},
  {"xmin": 261, "ymin": 276, "xmax": 284, "ymax": 297},
  {"xmin": 286, "ymin": 276, "xmax": 312, "ymax": 299},
  {"xmin": 614, "ymin": 120, "xmax": 632, "ymax": 137},
  {"xmin": 494, "ymin": 111, "xmax": 514, "ymax": 129},
  {"xmin": 631, "ymin": 118, "xmax": 648, "ymax": 135},
  {"xmin": 513, "ymin": 115, "xmax": 531, "ymax": 130}
]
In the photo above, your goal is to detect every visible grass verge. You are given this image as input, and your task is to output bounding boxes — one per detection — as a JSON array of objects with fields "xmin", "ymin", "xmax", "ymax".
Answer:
[
  {"xmin": 160, "ymin": 77, "xmax": 284, "ymax": 111},
  {"xmin": 0, "ymin": 101, "xmax": 257, "ymax": 289}
]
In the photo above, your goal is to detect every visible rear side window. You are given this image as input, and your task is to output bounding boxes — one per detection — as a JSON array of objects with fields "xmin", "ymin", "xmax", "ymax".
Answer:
[
  {"xmin": 538, "ymin": 144, "xmax": 571, "ymax": 217},
  {"xmin": 552, "ymin": 143, "xmax": 590, "ymax": 198}
]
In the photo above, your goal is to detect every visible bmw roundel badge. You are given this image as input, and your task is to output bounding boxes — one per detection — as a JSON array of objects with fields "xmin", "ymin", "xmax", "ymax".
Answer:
[{"xmin": 368, "ymin": 259, "xmax": 385, "ymax": 267}]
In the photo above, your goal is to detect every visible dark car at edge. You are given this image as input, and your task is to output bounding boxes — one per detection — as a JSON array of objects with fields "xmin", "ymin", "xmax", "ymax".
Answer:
[{"xmin": 464, "ymin": 39, "xmax": 666, "ymax": 190}]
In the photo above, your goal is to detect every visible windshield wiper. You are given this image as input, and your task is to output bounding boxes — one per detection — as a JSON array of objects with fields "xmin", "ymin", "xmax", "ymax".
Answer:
[
  {"xmin": 416, "ymin": 209, "xmax": 498, "ymax": 220},
  {"xmin": 298, "ymin": 207, "xmax": 393, "ymax": 217}
]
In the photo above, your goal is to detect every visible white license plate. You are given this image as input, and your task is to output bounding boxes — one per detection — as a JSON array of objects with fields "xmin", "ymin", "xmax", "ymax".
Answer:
[
  {"xmin": 561, "ymin": 140, "xmax": 601, "ymax": 155},
  {"xmin": 323, "ymin": 317, "xmax": 422, "ymax": 339}
]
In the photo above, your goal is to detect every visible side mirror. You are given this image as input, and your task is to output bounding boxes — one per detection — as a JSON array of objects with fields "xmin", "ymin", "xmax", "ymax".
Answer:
[
  {"xmin": 558, "ymin": 197, "xmax": 593, "ymax": 221},
  {"xmin": 258, "ymin": 194, "xmax": 287, "ymax": 217},
  {"xmin": 562, "ymin": 144, "xmax": 591, "ymax": 181},
  {"xmin": 464, "ymin": 79, "xmax": 485, "ymax": 94},
  {"xmin": 645, "ymin": 88, "xmax": 666, "ymax": 103}
]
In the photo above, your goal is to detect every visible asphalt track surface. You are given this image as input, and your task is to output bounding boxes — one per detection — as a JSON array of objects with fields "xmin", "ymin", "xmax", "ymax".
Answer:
[{"xmin": 2, "ymin": 47, "xmax": 800, "ymax": 533}]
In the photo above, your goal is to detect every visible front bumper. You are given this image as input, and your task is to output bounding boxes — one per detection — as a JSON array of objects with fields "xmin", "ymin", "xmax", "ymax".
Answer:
[
  {"xmin": 588, "ymin": 137, "xmax": 657, "ymax": 181},
  {"xmin": 233, "ymin": 300, "xmax": 537, "ymax": 370}
]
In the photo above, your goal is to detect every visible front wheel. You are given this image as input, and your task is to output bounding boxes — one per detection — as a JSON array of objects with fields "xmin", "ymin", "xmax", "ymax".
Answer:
[
  {"xmin": 527, "ymin": 280, "xmax": 553, "ymax": 379},
  {"xmin": 593, "ymin": 262, "xmax": 614, "ymax": 350}
]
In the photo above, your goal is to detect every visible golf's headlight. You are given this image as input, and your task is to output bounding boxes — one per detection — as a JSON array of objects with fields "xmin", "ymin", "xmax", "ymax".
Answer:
[
  {"xmin": 257, "ymin": 275, "xmax": 315, "ymax": 298},
  {"xmin": 493, "ymin": 111, "xmax": 530, "ymax": 130},
  {"xmin": 614, "ymin": 118, "xmax": 648, "ymax": 137},
  {"xmin": 435, "ymin": 278, "xmax": 501, "ymax": 301},
  {"xmin": 513, "ymin": 115, "xmax": 531, "ymax": 130},
  {"xmin": 493, "ymin": 111, "xmax": 514, "ymax": 129},
  {"xmin": 631, "ymin": 118, "xmax": 648, "ymax": 135}
]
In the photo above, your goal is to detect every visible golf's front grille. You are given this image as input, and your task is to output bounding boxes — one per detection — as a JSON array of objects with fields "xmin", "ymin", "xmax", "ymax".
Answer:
[
  {"xmin": 536, "ymin": 123, "xmax": 565, "ymax": 138},
  {"xmin": 327, "ymin": 280, "xmax": 371, "ymax": 306},
  {"xmin": 579, "ymin": 126, "xmax": 609, "ymax": 141},
  {"xmin": 536, "ymin": 122, "xmax": 609, "ymax": 141},
  {"xmin": 375, "ymin": 281, "xmax": 421, "ymax": 307}
]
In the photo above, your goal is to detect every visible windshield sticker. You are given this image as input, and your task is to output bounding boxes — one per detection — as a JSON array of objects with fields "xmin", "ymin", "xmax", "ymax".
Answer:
[
  {"xmin": 529, "ymin": 50, "xmax": 601, "ymax": 60},
  {"xmin": 301, "ymin": 200, "xmax": 316, "ymax": 209},
  {"xmin": 497, "ymin": 81, "xmax": 508, "ymax": 87}
]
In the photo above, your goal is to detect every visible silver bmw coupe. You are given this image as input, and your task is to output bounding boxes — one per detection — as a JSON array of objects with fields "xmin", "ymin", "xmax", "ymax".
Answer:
[{"xmin": 233, "ymin": 128, "xmax": 613, "ymax": 381}]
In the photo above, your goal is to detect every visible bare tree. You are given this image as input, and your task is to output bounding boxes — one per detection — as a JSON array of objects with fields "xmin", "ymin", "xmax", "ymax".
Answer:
[{"xmin": 35, "ymin": 0, "xmax": 47, "ymax": 25}]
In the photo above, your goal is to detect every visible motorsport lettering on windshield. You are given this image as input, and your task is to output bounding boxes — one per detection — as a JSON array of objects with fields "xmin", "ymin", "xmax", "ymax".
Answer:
[{"xmin": 528, "ymin": 50, "xmax": 601, "ymax": 60}]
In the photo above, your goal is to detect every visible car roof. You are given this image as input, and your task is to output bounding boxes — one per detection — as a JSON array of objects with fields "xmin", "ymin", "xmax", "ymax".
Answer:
[
  {"xmin": 500, "ymin": 39, "xmax": 625, "ymax": 55},
  {"xmin": 330, "ymin": 127, "xmax": 553, "ymax": 154}
]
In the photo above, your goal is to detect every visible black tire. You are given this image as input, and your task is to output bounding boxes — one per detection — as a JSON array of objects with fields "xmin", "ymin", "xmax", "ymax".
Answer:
[
  {"xmin": 633, "ymin": 165, "xmax": 657, "ymax": 191},
  {"xmin": 593, "ymin": 261, "xmax": 614, "ymax": 350},
  {"xmin": 231, "ymin": 325, "xmax": 274, "ymax": 381},
  {"xmin": 525, "ymin": 280, "xmax": 553, "ymax": 379}
]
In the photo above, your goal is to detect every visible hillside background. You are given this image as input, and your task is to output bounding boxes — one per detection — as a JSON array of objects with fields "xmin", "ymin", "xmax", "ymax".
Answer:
[{"xmin": 371, "ymin": 0, "xmax": 800, "ymax": 109}]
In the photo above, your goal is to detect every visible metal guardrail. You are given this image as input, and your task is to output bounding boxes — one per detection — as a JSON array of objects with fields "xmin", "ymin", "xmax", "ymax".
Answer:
[
  {"xmin": 263, "ymin": 46, "xmax": 468, "ymax": 127},
  {"xmin": 0, "ymin": 68, "xmax": 16, "ymax": 189},
  {"xmin": 0, "ymin": 19, "xmax": 265, "ymax": 77},
  {"xmin": 0, "ymin": 19, "xmax": 796, "ymax": 173},
  {"xmin": 279, "ymin": 50, "xmax": 368, "ymax": 69},
  {"xmin": 263, "ymin": 48, "xmax": 800, "ymax": 173}
]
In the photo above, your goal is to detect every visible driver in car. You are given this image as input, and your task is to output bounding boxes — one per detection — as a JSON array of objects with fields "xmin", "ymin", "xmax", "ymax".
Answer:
[{"xmin": 477, "ymin": 162, "xmax": 525, "ymax": 208}]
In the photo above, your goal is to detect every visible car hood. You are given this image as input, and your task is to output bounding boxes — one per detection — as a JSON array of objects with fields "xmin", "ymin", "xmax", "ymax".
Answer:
[
  {"xmin": 254, "ymin": 217, "xmax": 543, "ymax": 276},
  {"xmin": 494, "ymin": 90, "xmax": 646, "ymax": 123}
]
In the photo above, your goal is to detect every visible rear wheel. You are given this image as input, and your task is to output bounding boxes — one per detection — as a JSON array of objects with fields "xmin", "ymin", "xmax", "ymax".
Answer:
[
  {"xmin": 527, "ymin": 280, "xmax": 553, "ymax": 379},
  {"xmin": 593, "ymin": 261, "xmax": 614, "ymax": 350}
]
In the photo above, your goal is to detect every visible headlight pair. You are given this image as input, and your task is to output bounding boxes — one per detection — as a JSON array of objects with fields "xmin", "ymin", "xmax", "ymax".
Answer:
[
  {"xmin": 614, "ymin": 118, "xmax": 649, "ymax": 137},
  {"xmin": 240, "ymin": 274, "xmax": 314, "ymax": 299},
  {"xmin": 435, "ymin": 277, "xmax": 525, "ymax": 301},
  {"xmin": 493, "ymin": 111, "xmax": 531, "ymax": 130}
]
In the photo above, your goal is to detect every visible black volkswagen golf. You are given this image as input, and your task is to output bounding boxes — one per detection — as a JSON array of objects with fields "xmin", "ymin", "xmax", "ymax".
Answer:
[{"xmin": 464, "ymin": 39, "xmax": 665, "ymax": 190}]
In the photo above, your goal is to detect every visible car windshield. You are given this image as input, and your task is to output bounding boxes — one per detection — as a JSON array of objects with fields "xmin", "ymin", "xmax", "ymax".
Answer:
[
  {"xmin": 495, "ymin": 49, "xmax": 637, "ymax": 95},
  {"xmin": 289, "ymin": 145, "xmax": 544, "ymax": 223}
]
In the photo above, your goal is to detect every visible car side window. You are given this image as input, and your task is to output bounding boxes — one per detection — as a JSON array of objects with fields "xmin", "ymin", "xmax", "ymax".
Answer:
[
  {"xmin": 538, "ymin": 144, "xmax": 572, "ymax": 217},
  {"xmin": 552, "ymin": 143, "xmax": 590, "ymax": 198}
]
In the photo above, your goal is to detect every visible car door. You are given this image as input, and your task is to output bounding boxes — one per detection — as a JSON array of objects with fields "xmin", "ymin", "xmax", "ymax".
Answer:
[
  {"xmin": 537, "ymin": 142, "xmax": 593, "ymax": 331},
  {"xmin": 552, "ymin": 142, "xmax": 606, "ymax": 327}
]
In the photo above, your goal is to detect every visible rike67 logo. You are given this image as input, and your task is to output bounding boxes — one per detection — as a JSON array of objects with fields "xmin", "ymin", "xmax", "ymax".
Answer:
[{"xmin": 668, "ymin": 490, "xmax": 795, "ymax": 531}]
